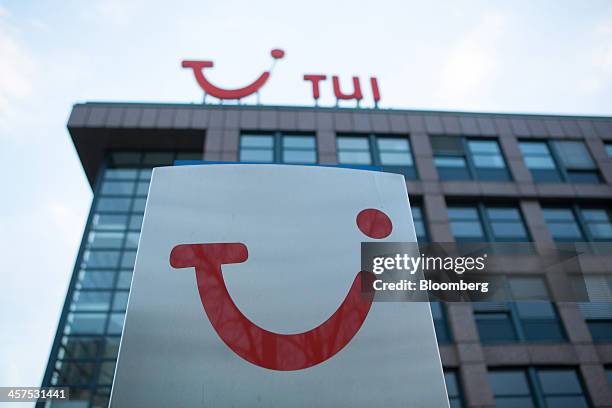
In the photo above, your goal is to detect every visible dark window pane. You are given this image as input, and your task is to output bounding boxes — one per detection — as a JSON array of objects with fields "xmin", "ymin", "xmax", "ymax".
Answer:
[
  {"xmin": 587, "ymin": 320, "xmax": 612, "ymax": 341},
  {"xmin": 553, "ymin": 141, "xmax": 596, "ymax": 170},
  {"xmin": 111, "ymin": 152, "xmax": 141, "ymax": 166},
  {"xmin": 104, "ymin": 337, "xmax": 121, "ymax": 359},
  {"xmin": 60, "ymin": 336, "xmax": 102, "ymax": 360},
  {"xmin": 125, "ymin": 232, "xmax": 140, "ymax": 249},
  {"xmin": 489, "ymin": 370, "xmax": 531, "ymax": 395},
  {"xmin": 98, "ymin": 361, "xmax": 117, "ymax": 385},
  {"xmin": 538, "ymin": 369, "xmax": 582, "ymax": 394},
  {"xmin": 142, "ymin": 152, "xmax": 174, "ymax": 166},
  {"xmin": 566, "ymin": 171, "xmax": 601, "ymax": 183},
  {"xmin": 495, "ymin": 397, "xmax": 536, "ymax": 408},
  {"xmin": 54, "ymin": 361, "xmax": 96, "ymax": 385},
  {"xmin": 475, "ymin": 313, "xmax": 518, "ymax": 343},
  {"xmin": 544, "ymin": 396, "xmax": 588, "ymax": 408}
]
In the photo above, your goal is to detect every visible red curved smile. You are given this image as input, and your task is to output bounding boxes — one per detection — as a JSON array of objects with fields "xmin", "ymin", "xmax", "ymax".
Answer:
[
  {"xmin": 169, "ymin": 208, "xmax": 391, "ymax": 371},
  {"xmin": 182, "ymin": 48, "xmax": 284, "ymax": 100},
  {"xmin": 170, "ymin": 243, "xmax": 374, "ymax": 371}
]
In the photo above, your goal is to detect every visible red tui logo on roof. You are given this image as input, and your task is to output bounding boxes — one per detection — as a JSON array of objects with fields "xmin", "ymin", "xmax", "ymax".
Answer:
[{"xmin": 182, "ymin": 49, "xmax": 381, "ymax": 107}]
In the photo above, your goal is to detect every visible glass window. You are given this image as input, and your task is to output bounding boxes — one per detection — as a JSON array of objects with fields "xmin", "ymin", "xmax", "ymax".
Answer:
[
  {"xmin": 377, "ymin": 137, "xmax": 413, "ymax": 166},
  {"xmin": 485, "ymin": 207, "xmax": 528, "ymax": 242},
  {"xmin": 95, "ymin": 197, "xmax": 132, "ymax": 213},
  {"xmin": 519, "ymin": 141, "xmax": 562, "ymax": 182},
  {"xmin": 475, "ymin": 278, "xmax": 564, "ymax": 343},
  {"xmin": 553, "ymin": 141, "xmax": 596, "ymax": 170},
  {"xmin": 580, "ymin": 276, "xmax": 612, "ymax": 342},
  {"xmin": 448, "ymin": 206, "xmax": 485, "ymax": 241},
  {"xmin": 104, "ymin": 337, "xmax": 121, "ymax": 359},
  {"xmin": 489, "ymin": 370, "xmax": 535, "ymax": 408},
  {"xmin": 92, "ymin": 214, "xmax": 128, "ymax": 231},
  {"xmin": 81, "ymin": 251, "xmax": 120, "ymax": 269},
  {"xmin": 240, "ymin": 134, "xmax": 274, "ymax": 163},
  {"xmin": 100, "ymin": 181, "xmax": 135, "ymax": 196},
  {"xmin": 87, "ymin": 231, "xmax": 124, "ymax": 249},
  {"xmin": 444, "ymin": 370, "xmax": 464, "ymax": 408},
  {"xmin": 135, "ymin": 181, "xmax": 149, "ymax": 196},
  {"xmin": 606, "ymin": 143, "xmax": 612, "ymax": 159},
  {"xmin": 98, "ymin": 361, "xmax": 117, "ymax": 385},
  {"xmin": 412, "ymin": 205, "xmax": 428, "ymax": 242},
  {"xmin": 125, "ymin": 232, "xmax": 140, "ymax": 249},
  {"xmin": 473, "ymin": 304, "xmax": 518, "ymax": 343},
  {"xmin": 132, "ymin": 198, "xmax": 147, "ymax": 213},
  {"xmin": 71, "ymin": 291, "xmax": 112, "ymax": 312},
  {"xmin": 431, "ymin": 302, "xmax": 451, "ymax": 344},
  {"xmin": 580, "ymin": 208, "xmax": 612, "ymax": 240},
  {"xmin": 77, "ymin": 270, "xmax": 116, "ymax": 290},
  {"xmin": 337, "ymin": 136, "xmax": 372, "ymax": 165},
  {"xmin": 112, "ymin": 291, "xmax": 130, "ymax": 311},
  {"xmin": 104, "ymin": 169, "xmax": 138, "ymax": 180},
  {"xmin": 59, "ymin": 336, "xmax": 103, "ymax": 360},
  {"xmin": 107, "ymin": 313, "xmax": 126, "ymax": 335},
  {"xmin": 116, "ymin": 270, "xmax": 133, "ymax": 289},
  {"xmin": 606, "ymin": 366, "xmax": 612, "ymax": 387},
  {"xmin": 120, "ymin": 251, "xmax": 137, "ymax": 269},
  {"xmin": 282, "ymin": 135, "xmax": 317, "ymax": 164},
  {"xmin": 538, "ymin": 369, "xmax": 589, "ymax": 408},
  {"xmin": 432, "ymin": 136, "xmax": 509, "ymax": 181},
  {"xmin": 54, "ymin": 361, "xmax": 97, "ymax": 385},
  {"xmin": 128, "ymin": 214, "xmax": 144, "ymax": 231},
  {"xmin": 64, "ymin": 313, "xmax": 107, "ymax": 335},
  {"xmin": 542, "ymin": 208, "xmax": 584, "ymax": 241}
]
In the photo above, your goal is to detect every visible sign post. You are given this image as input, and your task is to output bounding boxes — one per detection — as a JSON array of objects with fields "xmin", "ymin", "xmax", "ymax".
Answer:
[{"xmin": 110, "ymin": 164, "xmax": 449, "ymax": 407}]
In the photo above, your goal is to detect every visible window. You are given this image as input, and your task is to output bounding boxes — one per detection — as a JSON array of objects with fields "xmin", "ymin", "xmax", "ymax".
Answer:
[
  {"xmin": 606, "ymin": 143, "xmax": 612, "ymax": 159},
  {"xmin": 489, "ymin": 368, "xmax": 589, "ymax": 408},
  {"xmin": 411, "ymin": 204, "xmax": 428, "ymax": 242},
  {"xmin": 444, "ymin": 370, "xmax": 464, "ymax": 408},
  {"xmin": 448, "ymin": 204, "xmax": 529, "ymax": 242},
  {"xmin": 337, "ymin": 134, "xmax": 417, "ymax": 178},
  {"xmin": 239, "ymin": 133, "xmax": 317, "ymax": 164},
  {"xmin": 431, "ymin": 136, "xmax": 510, "ymax": 181},
  {"xmin": 43, "ymin": 151, "xmax": 200, "ymax": 397},
  {"xmin": 519, "ymin": 141, "xmax": 562, "ymax": 182},
  {"xmin": 519, "ymin": 140, "xmax": 600, "ymax": 183},
  {"xmin": 543, "ymin": 206, "xmax": 612, "ymax": 242},
  {"xmin": 606, "ymin": 366, "xmax": 612, "ymax": 388},
  {"xmin": 474, "ymin": 277, "xmax": 565, "ymax": 344},
  {"xmin": 431, "ymin": 302, "xmax": 451, "ymax": 344},
  {"xmin": 580, "ymin": 276, "xmax": 612, "ymax": 342}
]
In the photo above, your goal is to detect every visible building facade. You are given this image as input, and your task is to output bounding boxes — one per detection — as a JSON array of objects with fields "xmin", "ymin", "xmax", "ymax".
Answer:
[{"xmin": 41, "ymin": 102, "xmax": 612, "ymax": 407}]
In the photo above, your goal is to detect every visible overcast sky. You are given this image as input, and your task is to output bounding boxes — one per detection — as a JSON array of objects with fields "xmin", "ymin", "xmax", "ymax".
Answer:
[{"xmin": 1, "ymin": 0, "xmax": 611, "ymax": 396}]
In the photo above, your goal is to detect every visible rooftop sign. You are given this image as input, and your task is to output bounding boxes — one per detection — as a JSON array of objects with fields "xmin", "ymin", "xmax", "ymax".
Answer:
[{"xmin": 182, "ymin": 49, "xmax": 381, "ymax": 107}]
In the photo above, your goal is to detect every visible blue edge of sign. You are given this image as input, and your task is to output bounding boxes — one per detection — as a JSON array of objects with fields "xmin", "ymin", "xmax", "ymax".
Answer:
[{"xmin": 174, "ymin": 160, "xmax": 383, "ymax": 172}]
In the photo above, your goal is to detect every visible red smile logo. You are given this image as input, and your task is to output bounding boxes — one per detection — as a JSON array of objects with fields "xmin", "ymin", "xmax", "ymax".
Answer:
[
  {"xmin": 169, "ymin": 208, "xmax": 392, "ymax": 371},
  {"xmin": 182, "ymin": 49, "xmax": 284, "ymax": 100}
]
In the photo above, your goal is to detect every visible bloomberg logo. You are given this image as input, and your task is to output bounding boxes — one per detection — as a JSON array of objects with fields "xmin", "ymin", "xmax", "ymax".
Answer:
[{"xmin": 182, "ymin": 48, "xmax": 381, "ymax": 107}]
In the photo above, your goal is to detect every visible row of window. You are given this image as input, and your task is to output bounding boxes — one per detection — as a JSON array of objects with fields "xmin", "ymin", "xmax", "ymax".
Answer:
[
  {"xmin": 238, "ymin": 132, "xmax": 611, "ymax": 184},
  {"xmin": 45, "ymin": 152, "xmax": 199, "ymax": 406},
  {"xmin": 446, "ymin": 367, "xmax": 593, "ymax": 408}
]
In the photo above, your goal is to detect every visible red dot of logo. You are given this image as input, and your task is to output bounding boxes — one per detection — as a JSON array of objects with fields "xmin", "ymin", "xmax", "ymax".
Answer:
[{"xmin": 356, "ymin": 208, "xmax": 392, "ymax": 239}]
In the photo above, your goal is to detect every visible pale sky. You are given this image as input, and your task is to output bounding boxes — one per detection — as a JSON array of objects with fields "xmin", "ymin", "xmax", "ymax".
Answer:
[{"xmin": 1, "ymin": 0, "xmax": 611, "ymax": 397}]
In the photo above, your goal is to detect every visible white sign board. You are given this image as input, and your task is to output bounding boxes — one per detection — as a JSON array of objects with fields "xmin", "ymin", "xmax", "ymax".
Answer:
[{"xmin": 110, "ymin": 164, "xmax": 449, "ymax": 407}]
